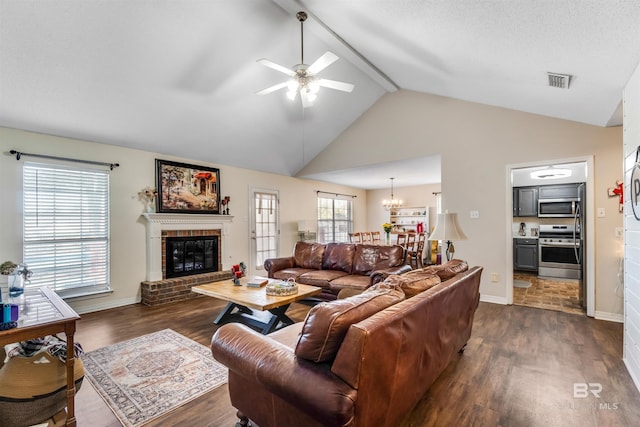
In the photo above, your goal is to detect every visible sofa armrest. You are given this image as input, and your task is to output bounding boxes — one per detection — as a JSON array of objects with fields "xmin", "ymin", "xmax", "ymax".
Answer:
[
  {"xmin": 370, "ymin": 265, "xmax": 413, "ymax": 284},
  {"xmin": 211, "ymin": 323, "xmax": 356, "ymax": 426},
  {"xmin": 263, "ymin": 256, "xmax": 296, "ymax": 278}
]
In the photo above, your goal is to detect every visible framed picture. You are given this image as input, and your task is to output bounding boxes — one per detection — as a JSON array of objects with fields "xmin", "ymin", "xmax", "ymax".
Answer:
[{"xmin": 155, "ymin": 159, "xmax": 220, "ymax": 214}]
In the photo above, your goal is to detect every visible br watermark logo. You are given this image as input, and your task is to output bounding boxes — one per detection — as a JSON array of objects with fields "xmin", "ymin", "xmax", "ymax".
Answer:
[
  {"xmin": 573, "ymin": 382, "xmax": 602, "ymax": 398},
  {"xmin": 557, "ymin": 383, "xmax": 620, "ymax": 410}
]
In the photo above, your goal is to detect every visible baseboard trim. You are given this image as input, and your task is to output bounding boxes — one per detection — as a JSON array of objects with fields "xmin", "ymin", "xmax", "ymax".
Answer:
[
  {"xmin": 624, "ymin": 358, "xmax": 640, "ymax": 394},
  {"xmin": 594, "ymin": 310, "xmax": 624, "ymax": 323},
  {"xmin": 69, "ymin": 296, "xmax": 141, "ymax": 315},
  {"xmin": 480, "ymin": 294, "xmax": 508, "ymax": 305}
]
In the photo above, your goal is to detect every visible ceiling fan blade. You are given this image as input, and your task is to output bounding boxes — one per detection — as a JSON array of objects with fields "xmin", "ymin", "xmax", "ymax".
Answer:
[
  {"xmin": 307, "ymin": 51, "xmax": 339, "ymax": 74},
  {"xmin": 257, "ymin": 58, "xmax": 295, "ymax": 76},
  {"xmin": 317, "ymin": 78, "xmax": 355, "ymax": 93},
  {"xmin": 256, "ymin": 82, "xmax": 288, "ymax": 95}
]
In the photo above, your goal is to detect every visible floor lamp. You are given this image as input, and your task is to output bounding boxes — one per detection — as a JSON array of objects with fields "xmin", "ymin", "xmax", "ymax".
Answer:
[{"xmin": 428, "ymin": 211, "xmax": 467, "ymax": 262}]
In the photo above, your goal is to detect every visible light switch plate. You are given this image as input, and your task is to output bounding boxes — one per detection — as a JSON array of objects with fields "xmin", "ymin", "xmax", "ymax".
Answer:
[{"xmin": 597, "ymin": 208, "xmax": 605, "ymax": 218}]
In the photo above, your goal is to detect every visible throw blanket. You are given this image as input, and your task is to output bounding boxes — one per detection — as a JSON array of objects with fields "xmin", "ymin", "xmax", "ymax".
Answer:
[{"xmin": 4, "ymin": 335, "xmax": 84, "ymax": 363}]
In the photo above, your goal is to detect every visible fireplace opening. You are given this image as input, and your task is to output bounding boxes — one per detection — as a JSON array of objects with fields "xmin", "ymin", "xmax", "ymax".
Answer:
[{"xmin": 165, "ymin": 235, "xmax": 219, "ymax": 278}]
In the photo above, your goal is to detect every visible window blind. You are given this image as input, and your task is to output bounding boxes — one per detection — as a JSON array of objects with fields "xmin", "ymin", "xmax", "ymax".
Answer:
[
  {"xmin": 317, "ymin": 196, "xmax": 353, "ymax": 243},
  {"xmin": 23, "ymin": 162, "xmax": 110, "ymax": 297}
]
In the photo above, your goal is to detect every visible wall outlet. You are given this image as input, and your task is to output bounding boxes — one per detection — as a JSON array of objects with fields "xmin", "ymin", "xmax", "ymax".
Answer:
[
  {"xmin": 615, "ymin": 227, "xmax": 623, "ymax": 238},
  {"xmin": 490, "ymin": 273, "xmax": 499, "ymax": 282},
  {"xmin": 470, "ymin": 210, "xmax": 480, "ymax": 219},
  {"xmin": 597, "ymin": 208, "xmax": 605, "ymax": 218}
]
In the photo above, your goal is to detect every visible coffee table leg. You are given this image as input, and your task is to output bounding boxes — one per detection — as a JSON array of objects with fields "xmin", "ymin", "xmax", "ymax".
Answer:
[
  {"xmin": 214, "ymin": 302, "xmax": 251, "ymax": 325},
  {"xmin": 262, "ymin": 304, "xmax": 293, "ymax": 334}
]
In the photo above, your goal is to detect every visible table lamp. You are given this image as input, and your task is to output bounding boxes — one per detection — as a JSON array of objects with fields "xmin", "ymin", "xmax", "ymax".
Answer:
[{"xmin": 428, "ymin": 211, "xmax": 467, "ymax": 262}]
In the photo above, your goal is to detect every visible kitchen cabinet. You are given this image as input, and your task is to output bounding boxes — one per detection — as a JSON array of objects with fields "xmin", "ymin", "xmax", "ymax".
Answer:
[
  {"xmin": 513, "ymin": 187, "xmax": 538, "ymax": 217},
  {"xmin": 514, "ymin": 238, "xmax": 538, "ymax": 272},
  {"xmin": 390, "ymin": 207, "xmax": 428, "ymax": 232},
  {"xmin": 538, "ymin": 183, "xmax": 580, "ymax": 199}
]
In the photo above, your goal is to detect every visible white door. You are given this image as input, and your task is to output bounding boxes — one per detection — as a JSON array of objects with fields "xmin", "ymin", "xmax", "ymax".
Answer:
[{"xmin": 250, "ymin": 189, "xmax": 279, "ymax": 276}]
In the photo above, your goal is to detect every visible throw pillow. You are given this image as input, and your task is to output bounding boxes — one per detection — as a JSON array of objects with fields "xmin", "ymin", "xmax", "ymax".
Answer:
[
  {"xmin": 433, "ymin": 259, "xmax": 469, "ymax": 280},
  {"xmin": 295, "ymin": 287, "xmax": 404, "ymax": 363}
]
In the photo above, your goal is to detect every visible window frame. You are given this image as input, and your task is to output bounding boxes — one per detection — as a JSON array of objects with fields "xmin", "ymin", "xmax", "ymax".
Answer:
[
  {"xmin": 317, "ymin": 195, "xmax": 353, "ymax": 243},
  {"xmin": 22, "ymin": 161, "xmax": 111, "ymax": 298}
]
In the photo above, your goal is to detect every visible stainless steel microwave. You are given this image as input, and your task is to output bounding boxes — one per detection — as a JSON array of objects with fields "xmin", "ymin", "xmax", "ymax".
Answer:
[{"xmin": 538, "ymin": 198, "xmax": 580, "ymax": 217}]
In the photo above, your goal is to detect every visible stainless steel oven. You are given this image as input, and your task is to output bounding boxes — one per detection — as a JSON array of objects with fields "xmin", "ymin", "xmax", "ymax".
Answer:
[{"xmin": 538, "ymin": 224, "xmax": 582, "ymax": 280}]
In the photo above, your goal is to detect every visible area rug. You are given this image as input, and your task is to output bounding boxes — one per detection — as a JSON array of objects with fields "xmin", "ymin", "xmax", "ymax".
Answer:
[
  {"xmin": 514, "ymin": 279, "xmax": 532, "ymax": 289},
  {"xmin": 81, "ymin": 329, "xmax": 228, "ymax": 427}
]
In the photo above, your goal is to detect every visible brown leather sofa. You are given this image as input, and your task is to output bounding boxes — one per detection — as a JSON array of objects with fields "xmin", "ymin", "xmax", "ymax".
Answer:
[
  {"xmin": 211, "ymin": 261, "xmax": 483, "ymax": 427},
  {"xmin": 263, "ymin": 241, "xmax": 412, "ymax": 300}
]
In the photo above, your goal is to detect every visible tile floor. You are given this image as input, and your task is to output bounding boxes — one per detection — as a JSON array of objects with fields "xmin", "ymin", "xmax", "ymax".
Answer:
[{"xmin": 513, "ymin": 271, "xmax": 584, "ymax": 315}]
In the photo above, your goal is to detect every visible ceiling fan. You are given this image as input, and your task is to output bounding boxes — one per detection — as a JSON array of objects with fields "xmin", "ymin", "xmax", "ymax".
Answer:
[{"xmin": 256, "ymin": 11, "xmax": 354, "ymax": 108}]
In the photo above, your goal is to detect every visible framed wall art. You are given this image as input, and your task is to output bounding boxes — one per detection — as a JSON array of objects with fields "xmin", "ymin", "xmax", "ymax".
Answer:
[{"xmin": 156, "ymin": 159, "xmax": 220, "ymax": 214}]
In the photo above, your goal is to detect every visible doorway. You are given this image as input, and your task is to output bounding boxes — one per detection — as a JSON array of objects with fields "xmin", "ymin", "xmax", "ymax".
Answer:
[
  {"xmin": 249, "ymin": 188, "xmax": 279, "ymax": 277},
  {"xmin": 507, "ymin": 157, "xmax": 595, "ymax": 317}
]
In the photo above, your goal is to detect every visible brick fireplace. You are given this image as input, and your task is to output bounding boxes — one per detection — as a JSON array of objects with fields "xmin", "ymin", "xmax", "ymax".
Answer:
[{"xmin": 140, "ymin": 213, "xmax": 233, "ymax": 306}]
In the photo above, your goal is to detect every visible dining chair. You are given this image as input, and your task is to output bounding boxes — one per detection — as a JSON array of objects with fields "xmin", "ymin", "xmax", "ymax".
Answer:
[
  {"xmin": 371, "ymin": 231, "xmax": 381, "ymax": 243},
  {"xmin": 349, "ymin": 232, "xmax": 362, "ymax": 243},
  {"xmin": 361, "ymin": 231, "xmax": 372, "ymax": 244},
  {"xmin": 396, "ymin": 233, "xmax": 408, "ymax": 247},
  {"xmin": 408, "ymin": 232, "xmax": 426, "ymax": 268}
]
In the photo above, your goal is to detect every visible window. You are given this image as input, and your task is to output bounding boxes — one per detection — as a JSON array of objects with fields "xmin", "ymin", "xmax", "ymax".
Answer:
[
  {"xmin": 317, "ymin": 196, "xmax": 353, "ymax": 243},
  {"xmin": 22, "ymin": 162, "xmax": 110, "ymax": 297}
]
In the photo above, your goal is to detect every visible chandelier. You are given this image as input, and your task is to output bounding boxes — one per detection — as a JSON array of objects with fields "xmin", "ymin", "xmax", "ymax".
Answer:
[{"xmin": 382, "ymin": 177, "xmax": 403, "ymax": 211}]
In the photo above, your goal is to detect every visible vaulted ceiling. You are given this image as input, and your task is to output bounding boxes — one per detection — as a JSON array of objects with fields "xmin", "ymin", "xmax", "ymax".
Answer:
[{"xmin": 1, "ymin": 1, "xmax": 639, "ymax": 189}]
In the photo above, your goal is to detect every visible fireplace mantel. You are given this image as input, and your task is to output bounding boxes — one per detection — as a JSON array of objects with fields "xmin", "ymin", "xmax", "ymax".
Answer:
[{"xmin": 141, "ymin": 213, "xmax": 233, "ymax": 281}]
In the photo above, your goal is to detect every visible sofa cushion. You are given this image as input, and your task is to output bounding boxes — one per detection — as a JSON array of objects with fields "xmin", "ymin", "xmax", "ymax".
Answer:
[
  {"xmin": 352, "ymin": 244, "xmax": 405, "ymax": 275},
  {"xmin": 383, "ymin": 271, "xmax": 441, "ymax": 298},
  {"xmin": 328, "ymin": 274, "xmax": 371, "ymax": 292},
  {"xmin": 294, "ymin": 242, "xmax": 326, "ymax": 270},
  {"xmin": 295, "ymin": 287, "xmax": 405, "ymax": 363},
  {"xmin": 297, "ymin": 270, "xmax": 349, "ymax": 289},
  {"xmin": 322, "ymin": 243, "xmax": 356, "ymax": 273},
  {"xmin": 272, "ymin": 267, "xmax": 317, "ymax": 282},
  {"xmin": 430, "ymin": 259, "xmax": 469, "ymax": 280}
]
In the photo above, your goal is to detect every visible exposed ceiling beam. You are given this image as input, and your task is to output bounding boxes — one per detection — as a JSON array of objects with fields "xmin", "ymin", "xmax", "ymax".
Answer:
[{"xmin": 273, "ymin": 0, "xmax": 399, "ymax": 92}]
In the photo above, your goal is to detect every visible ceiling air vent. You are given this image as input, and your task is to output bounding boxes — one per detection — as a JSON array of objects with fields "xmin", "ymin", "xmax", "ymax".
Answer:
[{"xmin": 547, "ymin": 72, "xmax": 572, "ymax": 89}]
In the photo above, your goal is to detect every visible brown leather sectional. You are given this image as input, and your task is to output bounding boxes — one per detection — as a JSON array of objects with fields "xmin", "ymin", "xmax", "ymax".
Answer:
[
  {"xmin": 211, "ymin": 261, "xmax": 483, "ymax": 427},
  {"xmin": 264, "ymin": 241, "xmax": 412, "ymax": 300}
]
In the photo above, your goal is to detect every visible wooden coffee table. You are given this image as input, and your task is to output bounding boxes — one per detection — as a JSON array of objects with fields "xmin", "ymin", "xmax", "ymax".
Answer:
[{"xmin": 192, "ymin": 277, "xmax": 321, "ymax": 334}]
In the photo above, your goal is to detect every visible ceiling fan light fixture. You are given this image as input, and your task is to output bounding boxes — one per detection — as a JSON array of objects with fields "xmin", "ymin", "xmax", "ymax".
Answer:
[{"xmin": 256, "ymin": 11, "xmax": 353, "ymax": 107}]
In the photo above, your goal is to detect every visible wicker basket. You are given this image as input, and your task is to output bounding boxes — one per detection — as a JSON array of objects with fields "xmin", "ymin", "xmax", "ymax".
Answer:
[
  {"xmin": 0, "ymin": 351, "xmax": 84, "ymax": 427},
  {"xmin": 266, "ymin": 280, "xmax": 298, "ymax": 296}
]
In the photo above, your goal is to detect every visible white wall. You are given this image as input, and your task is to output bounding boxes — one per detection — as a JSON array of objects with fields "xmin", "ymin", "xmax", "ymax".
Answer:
[
  {"xmin": 623, "ymin": 61, "xmax": 640, "ymax": 392},
  {"xmin": 0, "ymin": 127, "xmax": 368, "ymax": 314},
  {"xmin": 300, "ymin": 90, "xmax": 624, "ymax": 316}
]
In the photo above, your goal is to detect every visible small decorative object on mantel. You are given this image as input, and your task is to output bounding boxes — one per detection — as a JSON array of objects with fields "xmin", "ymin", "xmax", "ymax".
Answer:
[
  {"xmin": 138, "ymin": 186, "xmax": 158, "ymax": 213},
  {"xmin": 221, "ymin": 196, "xmax": 231, "ymax": 215}
]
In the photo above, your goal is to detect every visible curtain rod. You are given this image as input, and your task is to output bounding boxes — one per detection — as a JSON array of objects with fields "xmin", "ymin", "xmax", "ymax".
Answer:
[
  {"xmin": 317, "ymin": 190, "xmax": 357, "ymax": 198},
  {"xmin": 9, "ymin": 150, "xmax": 120, "ymax": 170}
]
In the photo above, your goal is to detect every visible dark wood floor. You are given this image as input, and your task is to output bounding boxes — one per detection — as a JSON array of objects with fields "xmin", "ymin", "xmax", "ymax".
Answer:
[{"xmin": 73, "ymin": 296, "xmax": 640, "ymax": 427}]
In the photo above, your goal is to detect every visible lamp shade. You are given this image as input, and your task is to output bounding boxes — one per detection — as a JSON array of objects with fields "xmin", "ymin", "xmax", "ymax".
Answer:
[{"xmin": 428, "ymin": 212, "xmax": 467, "ymax": 241}]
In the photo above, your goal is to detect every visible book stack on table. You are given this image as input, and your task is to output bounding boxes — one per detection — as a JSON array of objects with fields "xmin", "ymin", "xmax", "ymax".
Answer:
[{"xmin": 246, "ymin": 276, "xmax": 269, "ymax": 288}]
